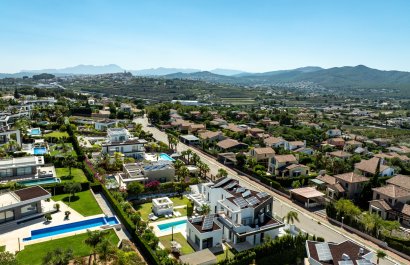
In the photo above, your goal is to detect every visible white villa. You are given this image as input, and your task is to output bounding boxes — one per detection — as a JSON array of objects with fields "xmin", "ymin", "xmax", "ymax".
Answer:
[
  {"xmin": 118, "ymin": 161, "xmax": 175, "ymax": 187},
  {"xmin": 152, "ymin": 197, "xmax": 174, "ymax": 216},
  {"xmin": 101, "ymin": 128, "xmax": 147, "ymax": 159},
  {"xmin": 187, "ymin": 177, "xmax": 284, "ymax": 252},
  {"xmin": 0, "ymin": 156, "xmax": 55, "ymax": 182}
]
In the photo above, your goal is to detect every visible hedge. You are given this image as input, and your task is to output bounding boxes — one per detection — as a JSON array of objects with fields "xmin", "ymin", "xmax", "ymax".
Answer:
[
  {"xmin": 43, "ymin": 181, "xmax": 90, "ymax": 196},
  {"xmin": 92, "ymin": 184, "xmax": 162, "ymax": 265}
]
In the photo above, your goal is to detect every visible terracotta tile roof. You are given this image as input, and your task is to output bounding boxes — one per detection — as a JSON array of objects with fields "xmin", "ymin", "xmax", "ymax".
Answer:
[
  {"xmin": 217, "ymin": 138, "xmax": 246, "ymax": 150},
  {"xmin": 329, "ymin": 150, "xmax": 352, "ymax": 158},
  {"xmin": 386, "ymin": 175, "xmax": 410, "ymax": 191},
  {"xmin": 273, "ymin": 154, "xmax": 297, "ymax": 163},
  {"xmin": 286, "ymin": 163, "xmax": 308, "ymax": 170},
  {"xmin": 372, "ymin": 185, "xmax": 410, "ymax": 198},
  {"xmin": 334, "ymin": 172, "xmax": 369, "ymax": 183},
  {"xmin": 252, "ymin": 147, "xmax": 275, "ymax": 155},
  {"xmin": 355, "ymin": 157, "xmax": 390, "ymax": 175},
  {"xmin": 249, "ymin": 128, "xmax": 264, "ymax": 134},
  {"xmin": 289, "ymin": 141, "xmax": 305, "ymax": 146},
  {"xmin": 394, "ymin": 203, "xmax": 410, "ymax": 216},
  {"xmin": 317, "ymin": 174, "xmax": 336, "ymax": 185},
  {"xmin": 346, "ymin": 140, "xmax": 363, "ymax": 145},
  {"xmin": 375, "ymin": 152, "xmax": 410, "ymax": 162},
  {"xmin": 198, "ymin": 130, "xmax": 222, "ymax": 140},
  {"xmin": 264, "ymin": 137, "xmax": 286, "ymax": 146},
  {"xmin": 369, "ymin": 200, "xmax": 392, "ymax": 211},
  {"xmin": 329, "ymin": 183, "xmax": 345, "ymax": 193},
  {"xmin": 226, "ymin": 123, "xmax": 246, "ymax": 133}
]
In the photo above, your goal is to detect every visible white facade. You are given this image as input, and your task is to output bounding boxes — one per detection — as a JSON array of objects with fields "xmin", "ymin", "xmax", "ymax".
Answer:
[{"xmin": 102, "ymin": 128, "xmax": 146, "ymax": 159}]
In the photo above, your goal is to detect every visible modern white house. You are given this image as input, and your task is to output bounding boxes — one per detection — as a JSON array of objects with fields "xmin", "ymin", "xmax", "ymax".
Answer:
[
  {"xmin": 152, "ymin": 197, "xmax": 174, "ymax": 216},
  {"xmin": 326, "ymin": 129, "xmax": 342, "ymax": 138},
  {"xmin": 0, "ymin": 156, "xmax": 55, "ymax": 182},
  {"xmin": 101, "ymin": 128, "xmax": 147, "ymax": 159},
  {"xmin": 118, "ymin": 161, "xmax": 175, "ymax": 187},
  {"xmin": 95, "ymin": 119, "xmax": 117, "ymax": 131},
  {"xmin": 187, "ymin": 178, "xmax": 284, "ymax": 252}
]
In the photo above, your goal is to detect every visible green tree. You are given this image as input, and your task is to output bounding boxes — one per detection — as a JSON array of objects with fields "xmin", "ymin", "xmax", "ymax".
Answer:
[
  {"xmin": 200, "ymin": 204, "xmax": 211, "ymax": 215},
  {"xmin": 64, "ymin": 155, "xmax": 77, "ymax": 177},
  {"xmin": 0, "ymin": 251, "xmax": 19, "ymax": 265},
  {"xmin": 285, "ymin": 211, "xmax": 299, "ymax": 224},
  {"xmin": 236, "ymin": 153, "xmax": 247, "ymax": 168},
  {"xmin": 96, "ymin": 238, "xmax": 116, "ymax": 265},
  {"xmin": 217, "ymin": 168, "xmax": 228, "ymax": 179},
  {"xmin": 43, "ymin": 248, "xmax": 73, "ymax": 265},
  {"xmin": 127, "ymin": 182, "xmax": 144, "ymax": 198},
  {"xmin": 85, "ymin": 229, "xmax": 109, "ymax": 265},
  {"xmin": 376, "ymin": 250, "xmax": 386, "ymax": 264},
  {"xmin": 63, "ymin": 182, "xmax": 82, "ymax": 203}
]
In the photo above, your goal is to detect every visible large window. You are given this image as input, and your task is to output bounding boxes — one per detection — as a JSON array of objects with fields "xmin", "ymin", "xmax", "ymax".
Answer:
[
  {"xmin": 0, "ymin": 168, "xmax": 13, "ymax": 178},
  {"xmin": 0, "ymin": 210, "xmax": 14, "ymax": 224},
  {"xmin": 17, "ymin": 166, "xmax": 32, "ymax": 176},
  {"xmin": 20, "ymin": 203, "xmax": 37, "ymax": 217}
]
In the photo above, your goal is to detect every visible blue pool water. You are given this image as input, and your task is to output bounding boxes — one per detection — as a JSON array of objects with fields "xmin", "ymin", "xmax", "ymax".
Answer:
[
  {"xmin": 159, "ymin": 153, "xmax": 175, "ymax": 162},
  {"xmin": 23, "ymin": 216, "xmax": 120, "ymax": 241},
  {"xmin": 17, "ymin": 177, "xmax": 61, "ymax": 186},
  {"xmin": 33, "ymin": 147, "xmax": 47, "ymax": 155},
  {"xmin": 30, "ymin": 128, "xmax": 41, "ymax": 135},
  {"xmin": 157, "ymin": 219, "xmax": 187, "ymax": 232}
]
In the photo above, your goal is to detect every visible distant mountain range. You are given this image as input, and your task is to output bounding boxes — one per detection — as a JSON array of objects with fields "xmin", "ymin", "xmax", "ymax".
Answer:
[{"xmin": 1, "ymin": 64, "xmax": 410, "ymax": 95}]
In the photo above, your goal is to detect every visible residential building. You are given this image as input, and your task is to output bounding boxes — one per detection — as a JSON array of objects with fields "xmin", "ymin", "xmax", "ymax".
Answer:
[
  {"xmin": 268, "ymin": 154, "xmax": 297, "ymax": 176},
  {"xmin": 0, "ymin": 186, "xmax": 51, "ymax": 224},
  {"xmin": 286, "ymin": 140, "xmax": 306, "ymax": 151},
  {"xmin": 120, "ymin": 103, "xmax": 132, "ymax": 113},
  {"xmin": 216, "ymin": 138, "xmax": 248, "ymax": 152},
  {"xmin": 327, "ymin": 137, "xmax": 345, "ymax": 148},
  {"xmin": 118, "ymin": 161, "xmax": 175, "ymax": 187},
  {"xmin": 326, "ymin": 129, "xmax": 342, "ymax": 138},
  {"xmin": 355, "ymin": 157, "xmax": 394, "ymax": 177},
  {"xmin": 333, "ymin": 172, "xmax": 369, "ymax": 199},
  {"xmin": 188, "ymin": 124, "xmax": 206, "ymax": 134},
  {"xmin": 264, "ymin": 137, "xmax": 289, "ymax": 149},
  {"xmin": 375, "ymin": 152, "xmax": 410, "ymax": 162},
  {"xmin": 95, "ymin": 119, "xmax": 117, "ymax": 131},
  {"xmin": 369, "ymin": 175, "xmax": 410, "ymax": 225},
  {"xmin": 328, "ymin": 150, "xmax": 352, "ymax": 160},
  {"xmin": 152, "ymin": 197, "xmax": 173, "ymax": 216},
  {"xmin": 101, "ymin": 128, "xmax": 146, "ymax": 159},
  {"xmin": 180, "ymin": 134, "xmax": 201, "ymax": 145},
  {"xmin": 0, "ymin": 129, "xmax": 21, "ymax": 147},
  {"xmin": 198, "ymin": 130, "xmax": 225, "ymax": 143},
  {"xmin": 0, "ymin": 156, "xmax": 55, "ymax": 182},
  {"xmin": 249, "ymin": 147, "xmax": 275, "ymax": 167},
  {"xmin": 187, "ymin": 178, "xmax": 284, "ymax": 252},
  {"xmin": 305, "ymin": 240, "xmax": 374, "ymax": 265}
]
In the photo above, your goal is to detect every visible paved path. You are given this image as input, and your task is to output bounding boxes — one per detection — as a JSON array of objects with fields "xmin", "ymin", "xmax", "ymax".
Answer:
[
  {"xmin": 92, "ymin": 191, "xmax": 147, "ymax": 264},
  {"xmin": 135, "ymin": 116, "xmax": 406, "ymax": 265}
]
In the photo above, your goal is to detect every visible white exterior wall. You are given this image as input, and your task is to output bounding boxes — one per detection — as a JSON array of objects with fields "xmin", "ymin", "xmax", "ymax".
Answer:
[{"xmin": 186, "ymin": 221, "xmax": 222, "ymax": 250}]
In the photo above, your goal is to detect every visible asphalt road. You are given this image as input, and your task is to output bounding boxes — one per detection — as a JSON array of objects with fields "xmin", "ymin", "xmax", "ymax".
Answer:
[{"xmin": 135, "ymin": 116, "xmax": 403, "ymax": 265}]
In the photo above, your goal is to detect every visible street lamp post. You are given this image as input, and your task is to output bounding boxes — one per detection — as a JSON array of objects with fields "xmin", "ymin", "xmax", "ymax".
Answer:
[{"xmin": 341, "ymin": 216, "xmax": 345, "ymax": 228}]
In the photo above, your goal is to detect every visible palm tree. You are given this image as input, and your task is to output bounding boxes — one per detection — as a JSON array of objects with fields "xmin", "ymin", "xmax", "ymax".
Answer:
[
  {"xmin": 376, "ymin": 250, "xmax": 386, "ymax": 264},
  {"xmin": 217, "ymin": 168, "xmax": 228, "ymax": 179},
  {"xmin": 198, "ymin": 162, "xmax": 210, "ymax": 179},
  {"xmin": 191, "ymin": 153, "xmax": 200, "ymax": 166},
  {"xmin": 285, "ymin": 211, "xmax": 299, "ymax": 224},
  {"xmin": 85, "ymin": 229, "xmax": 109, "ymax": 265},
  {"xmin": 185, "ymin": 149, "xmax": 193, "ymax": 164},
  {"xmin": 174, "ymin": 159, "xmax": 185, "ymax": 173},
  {"xmin": 178, "ymin": 166, "xmax": 190, "ymax": 183},
  {"xmin": 96, "ymin": 238, "xmax": 116, "ymax": 265},
  {"xmin": 43, "ymin": 248, "xmax": 73, "ymax": 265},
  {"xmin": 201, "ymin": 204, "xmax": 211, "ymax": 215}
]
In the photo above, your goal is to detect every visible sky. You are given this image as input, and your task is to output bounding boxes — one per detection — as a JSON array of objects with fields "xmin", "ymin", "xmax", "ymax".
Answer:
[{"xmin": 1, "ymin": 0, "xmax": 410, "ymax": 73}]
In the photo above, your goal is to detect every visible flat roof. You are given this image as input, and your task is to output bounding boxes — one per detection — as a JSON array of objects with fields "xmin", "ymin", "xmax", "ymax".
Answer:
[
  {"xmin": 180, "ymin": 134, "xmax": 200, "ymax": 141},
  {"xmin": 0, "ymin": 156, "xmax": 44, "ymax": 169},
  {"xmin": 291, "ymin": 187, "xmax": 325, "ymax": 199},
  {"xmin": 179, "ymin": 248, "xmax": 216, "ymax": 265}
]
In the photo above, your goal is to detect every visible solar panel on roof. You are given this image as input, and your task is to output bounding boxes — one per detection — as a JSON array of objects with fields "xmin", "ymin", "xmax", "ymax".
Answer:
[
  {"xmin": 358, "ymin": 259, "xmax": 372, "ymax": 265},
  {"xmin": 236, "ymin": 187, "xmax": 246, "ymax": 193},
  {"xmin": 315, "ymin": 243, "xmax": 333, "ymax": 261},
  {"xmin": 224, "ymin": 181, "xmax": 238, "ymax": 190},
  {"xmin": 242, "ymin": 190, "xmax": 251, "ymax": 198},
  {"xmin": 246, "ymin": 196, "xmax": 260, "ymax": 206},
  {"xmin": 338, "ymin": 261, "xmax": 354, "ymax": 265},
  {"xmin": 256, "ymin": 192, "xmax": 268, "ymax": 199},
  {"xmin": 233, "ymin": 197, "xmax": 248, "ymax": 208},
  {"xmin": 201, "ymin": 214, "xmax": 215, "ymax": 230}
]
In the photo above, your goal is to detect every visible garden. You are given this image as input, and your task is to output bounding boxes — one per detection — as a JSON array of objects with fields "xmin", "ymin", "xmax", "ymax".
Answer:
[{"xmin": 52, "ymin": 189, "xmax": 103, "ymax": 217}]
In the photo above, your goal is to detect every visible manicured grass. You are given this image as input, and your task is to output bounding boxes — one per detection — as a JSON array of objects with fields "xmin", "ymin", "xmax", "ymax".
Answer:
[
  {"xmin": 134, "ymin": 196, "xmax": 189, "ymax": 221},
  {"xmin": 52, "ymin": 190, "xmax": 103, "ymax": 217},
  {"xmin": 44, "ymin": 131, "xmax": 69, "ymax": 139},
  {"xmin": 50, "ymin": 143, "xmax": 77, "ymax": 157},
  {"xmin": 159, "ymin": 233, "xmax": 194, "ymax": 255},
  {"xmin": 16, "ymin": 229, "xmax": 119, "ymax": 265},
  {"xmin": 56, "ymin": 167, "xmax": 87, "ymax": 183},
  {"xmin": 216, "ymin": 246, "xmax": 235, "ymax": 262},
  {"xmin": 0, "ymin": 245, "xmax": 5, "ymax": 252}
]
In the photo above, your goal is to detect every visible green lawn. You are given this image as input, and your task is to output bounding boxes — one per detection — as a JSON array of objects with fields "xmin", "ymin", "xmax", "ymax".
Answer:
[
  {"xmin": 216, "ymin": 245, "xmax": 235, "ymax": 262},
  {"xmin": 16, "ymin": 229, "xmax": 119, "ymax": 265},
  {"xmin": 50, "ymin": 143, "xmax": 77, "ymax": 157},
  {"xmin": 0, "ymin": 245, "xmax": 5, "ymax": 252},
  {"xmin": 159, "ymin": 233, "xmax": 194, "ymax": 255},
  {"xmin": 52, "ymin": 190, "xmax": 103, "ymax": 216},
  {"xmin": 134, "ymin": 196, "xmax": 189, "ymax": 221},
  {"xmin": 56, "ymin": 167, "xmax": 87, "ymax": 183},
  {"xmin": 44, "ymin": 131, "xmax": 69, "ymax": 139}
]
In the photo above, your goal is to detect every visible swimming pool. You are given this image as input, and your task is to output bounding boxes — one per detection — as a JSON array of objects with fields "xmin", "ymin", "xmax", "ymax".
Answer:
[
  {"xmin": 33, "ymin": 147, "xmax": 47, "ymax": 155},
  {"xmin": 30, "ymin": 128, "xmax": 41, "ymax": 135},
  {"xmin": 23, "ymin": 216, "xmax": 120, "ymax": 241},
  {"xmin": 17, "ymin": 177, "xmax": 61, "ymax": 186},
  {"xmin": 159, "ymin": 153, "xmax": 175, "ymax": 162},
  {"xmin": 157, "ymin": 219, "xmax": 187, "ymax": 232}
]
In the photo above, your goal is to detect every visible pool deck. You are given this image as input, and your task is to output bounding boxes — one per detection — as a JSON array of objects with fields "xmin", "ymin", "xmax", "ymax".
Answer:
[
  {"xmin": 0, "ymin": 199, "xmax": 102, "ymax": 253},
  {"xmin": 151, "ymin": 216, "xmax": 188, "ymax": 237}
]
